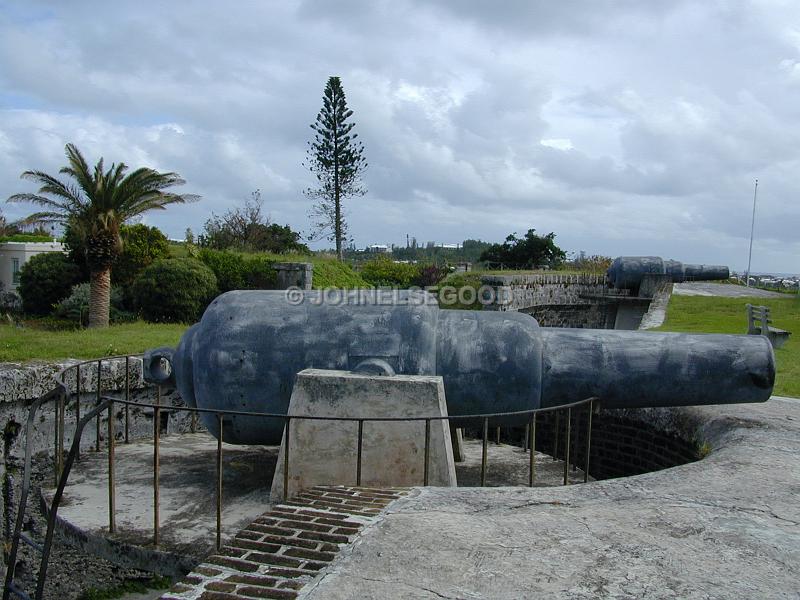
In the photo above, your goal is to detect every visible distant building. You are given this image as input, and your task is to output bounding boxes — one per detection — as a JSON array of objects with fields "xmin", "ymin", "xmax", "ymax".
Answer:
[
  {"xmin": 0, "ymin": 241, "xmax": 66, "ymax": 290},
  {"xmin": 366, "ymin": 244, "xmax": 391, "ymax": 253},
  {"xmin": 436, "ymin": 243, "xmax": 461, "ymax": 250}
]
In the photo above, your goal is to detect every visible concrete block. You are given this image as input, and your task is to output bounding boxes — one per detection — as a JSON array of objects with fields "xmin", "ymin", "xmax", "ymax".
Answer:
[
  {"xmin": 270, "ymin": 369, "xmax": 457, "ymax": 499},
  {"xmin": 274, "ymin": 262, "xmax": 312, "ymax": 290}
]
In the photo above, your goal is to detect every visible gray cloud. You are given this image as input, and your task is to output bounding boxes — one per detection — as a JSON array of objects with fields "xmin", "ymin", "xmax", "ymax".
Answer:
[{"xmin": 0, "ymin": 0, "xmax": 798, "ymax": 273}]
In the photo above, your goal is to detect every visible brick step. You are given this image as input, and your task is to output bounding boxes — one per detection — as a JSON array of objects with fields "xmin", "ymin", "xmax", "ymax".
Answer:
[{"xmin": 161, "ymin": 486, "xmax": 407, "ymax": 600}]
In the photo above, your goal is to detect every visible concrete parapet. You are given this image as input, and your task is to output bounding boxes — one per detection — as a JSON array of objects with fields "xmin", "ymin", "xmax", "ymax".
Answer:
[{"xmin": 270, "ymin": 369, "xmax": 456, "ymax": 499}]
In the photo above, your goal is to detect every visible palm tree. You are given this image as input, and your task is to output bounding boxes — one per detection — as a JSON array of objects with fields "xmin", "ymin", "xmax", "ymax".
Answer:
[{"xmin": 8, "ymin": 143, "xmax": 198, "ymax": 327}]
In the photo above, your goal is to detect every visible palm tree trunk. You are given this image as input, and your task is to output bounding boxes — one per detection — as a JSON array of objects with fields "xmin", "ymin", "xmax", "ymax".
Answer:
[{"xmin": 88, "ymin": 267, "xmax": 111, "ymax": 328}]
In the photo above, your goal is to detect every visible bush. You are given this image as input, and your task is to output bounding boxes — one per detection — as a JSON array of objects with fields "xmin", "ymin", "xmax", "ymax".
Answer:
[
  {"xmin": 437, "ymin": 272, "xmax": 484, "ymax": 310},
  {"xmin": 197, "ymin": 249, "xmax": 277, "ymax": 292},
  {"xmin": 415, "ymin": 264, "xmax": 449, "ymax": 288},
  {"xmin": 54, "ymin": 282, "xmax": 133, "ymax": 325},
  {"xmin": 0, "ymin": 281, "xmax": 21, "ymax": 314},
  {"xmin": 64, "ymin": 222, "xmax": 171, "ymax": 289},
  {"xmin": 312, "ymin": 259, "xmax": 369, "ymax": 289},
  {"xmin": 130, "ymin": 258, "xmax": 218, "ymax": 323},
  {"xmin": 243, "ymin": 254, "xmax": 278, "ymax": 289},
  {"xmin": 113, "ymin": 224, "xmax": 171, "ymax": 289},
  {"xmin": 18, "ymin": 253, "xmax": 83, "ymax": 316},
  {"xmin": 479, "ymin": 229, "xmax": 566, "ymax": 269},
  {"xmin": 360, "ymin": 256, "xmax": 421, "ymax": 288}
]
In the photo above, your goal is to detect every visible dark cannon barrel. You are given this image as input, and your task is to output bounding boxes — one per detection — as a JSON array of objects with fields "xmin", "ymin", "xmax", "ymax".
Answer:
[
  {"xmin": 144, "ymin": 290, "xmax": 773, "ymax": 444},
  {"xmin": 607, "ymin": 256, "xmax": 730, "ymax": 290}
]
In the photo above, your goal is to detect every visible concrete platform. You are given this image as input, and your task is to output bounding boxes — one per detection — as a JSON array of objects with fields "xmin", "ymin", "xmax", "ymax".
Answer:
[
  {"xmin": 674, "ymin": 282, "xmax": 787, "ymax": 298},
  {"xmin": 46, "ymin": 433, "xmax": 275, "ymax": 560},
  {"xmin": 303, "ymin": 397, "xmax": 800, "ymax": 599},
  {"xmin": 45, "ymin": 432, "xmax": 580, "ymax": 569}
]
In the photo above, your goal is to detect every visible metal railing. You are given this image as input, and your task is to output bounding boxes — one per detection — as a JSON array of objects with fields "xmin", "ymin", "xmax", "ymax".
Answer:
[{"xmin": 4, "ymin": 354, "xmax": 597, "ymax": 600}]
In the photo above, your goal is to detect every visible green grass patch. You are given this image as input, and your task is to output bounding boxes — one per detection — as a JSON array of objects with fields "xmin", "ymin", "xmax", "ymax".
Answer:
[
  {"xmin": 0, "ymin": 321, "xmax": 186, "ymax": 362},
  {"xmin": 480, "ymin": 268, "xmax": 599, "ymax": 276},
  {"xmin": 655, "ymin": 294, "xmax": 800, "ymax": 398},
  {"xmin": 0, "ymin": 234, "xmax": 55, "ymax": 243}
]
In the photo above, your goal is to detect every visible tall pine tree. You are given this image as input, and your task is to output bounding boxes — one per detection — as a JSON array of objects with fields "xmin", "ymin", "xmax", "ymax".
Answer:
[{"xmin": 304, "ymin": 76, "xmax": 367, "ymax": 260}]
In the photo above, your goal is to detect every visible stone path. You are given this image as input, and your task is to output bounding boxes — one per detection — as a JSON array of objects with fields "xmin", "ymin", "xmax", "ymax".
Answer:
[
  {"xmin": 161, "ymin": 487, "xmax": 407, "ymax": 600},
  {"xmin": 674, "ymin": 281, "xmax": 787, "ymax": 297}
]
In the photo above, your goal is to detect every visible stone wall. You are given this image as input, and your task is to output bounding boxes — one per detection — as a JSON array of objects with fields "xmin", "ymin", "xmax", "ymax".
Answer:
[
  {"xmin": 534, "ymin": 407, "xmax": 702, "ymax": 480},
  {"xmin": 521, "ymin": 303, "xmax": 618, "ymax": 329},
  {"xmin": 480, "ymin": 272, "xmax": 609, "ymax": 312},
  {"xmin": 0, "ymin": 358, "xmax": 196, "ymax": 557}
]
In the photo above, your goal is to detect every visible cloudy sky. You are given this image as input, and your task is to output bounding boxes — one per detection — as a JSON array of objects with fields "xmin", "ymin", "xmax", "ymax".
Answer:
[{"xmin": 1, "ymin": 0, "xmax": 798, "ymax": 273}]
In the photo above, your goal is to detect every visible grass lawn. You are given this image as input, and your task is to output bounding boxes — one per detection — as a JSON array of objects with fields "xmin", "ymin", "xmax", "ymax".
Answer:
[
  {"xmin": 655, "ymin": 294, "xmax": 800, "ymax": 398},
  {"xmin": 0, "ymin": 321, "xmax": 187, "ymax": 362}
]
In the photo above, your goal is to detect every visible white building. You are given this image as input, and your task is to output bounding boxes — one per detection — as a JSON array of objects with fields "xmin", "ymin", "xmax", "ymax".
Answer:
[{"xmin": 0, "ymin": 241, "xmax": 66, "ymax": 290}]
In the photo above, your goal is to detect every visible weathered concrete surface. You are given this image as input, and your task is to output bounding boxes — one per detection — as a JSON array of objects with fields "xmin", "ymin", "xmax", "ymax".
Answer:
[
  {"xmin": 303, "ymin": 397, "xmax": 800, "ymax": 599},
  {"xmin": 271, "ymin": 370, "xmax": 456, "ymax": 499},
  {"xmin": 456, "ymin": 439, "xmax": 590, "ymax": 487},
  {"xmin": 674, "ymin": 282, "xmax": 786, "ymax": 298},
  {"xmin": 44, "ymin": 433, "xmax": 273, "ymax": 565}
]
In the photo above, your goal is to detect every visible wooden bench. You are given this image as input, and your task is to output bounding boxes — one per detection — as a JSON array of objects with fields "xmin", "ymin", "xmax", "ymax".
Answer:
[{"xmin": 746, "ymin": 304, "xmax": 791, "ymax": 349}]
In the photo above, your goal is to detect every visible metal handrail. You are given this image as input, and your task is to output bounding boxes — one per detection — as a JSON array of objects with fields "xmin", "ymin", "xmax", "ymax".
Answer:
[{"xmin": 5, "ymin": 354, "xmax": 598, "ymax": 600}]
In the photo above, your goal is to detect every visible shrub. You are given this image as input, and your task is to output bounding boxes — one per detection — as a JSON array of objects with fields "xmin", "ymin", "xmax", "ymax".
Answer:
[
  {"xmin": 312, "ymin": 259, "xmax": 369, "ymax": 289},
  {"xmin": 113, "ymin": 224, "xmax": 171, "ymax": 289},
  {"xmin": 18, "ymin": 253, "xmax": 83, "ymax": 316},
  {"xmin": 437, "ymin": 272, "xmax": 484, "ymax": 310},
  {"xmin": 0, "ymin": 281, "xmax": 21, "ymax": 314},
  {"xmin": 197, "ymin": 249, "xmax": 277, "ymax": 292},
  {"xmin": 242, "ymin": 254, "xmax": 278, "ymax": 289},
  {"xmin": 360, "ymin": 256, "xmax": 421, "ymax": 288},
  {"xmin": 415, "ymin": 264, "xmax": 449, "ymax": 288},
  {"xmin": 54, "ymin": 282, "xmax": 133, "ymax": 325},
  {"xmin": 479, "ymin": 229, "xmax": 566, "ymax": 269},
  {"xmin": 130, "ymin": 258, "xmax": 218, "ymax": 323}
]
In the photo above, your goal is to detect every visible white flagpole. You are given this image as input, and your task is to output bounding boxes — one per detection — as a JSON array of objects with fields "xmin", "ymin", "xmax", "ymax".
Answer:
[{"xmin": 745, "ymin": 179, "xmax": 758, "ymax": 288}]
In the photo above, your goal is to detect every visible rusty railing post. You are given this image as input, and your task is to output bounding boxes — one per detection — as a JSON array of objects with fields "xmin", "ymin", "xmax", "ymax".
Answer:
[
  {"xmin": 75, "ymin": 363, "xmax": 81, "ymax": 460},
  {"xmin": 356, "ymin": 419, "xmax": 364, "ymax": 486},
  {"xmin": 124, "ymin": 355, "xmax": 130, "ymax": 444},
  {"xmin": 53, "ymin": 390, "xmax": 60, "ymax": 487},
  {"xmin": 553, "ymin": 412, "xmax": 560, "ymax": 461},
  {"xmin": 572, "ymin": 405, "xmax": 581, "ymax": 472},
  {"xmin": 584, "ymin": 399, "xmax": 594, "ymax": 483},
  {"xmin": 282, "ymin": 417, "xmax": 291, "ymax": 502},
  {"xmin": 216, "ymin": 413, "xmax": 223, "ymax": 551},
  {"xmin": 523, "ymin": 423, "xmax": 529, "ymax": 453},
  {"xmin": 108, "ymin": 400, "xmax": 115, "ymax": 533},
  {"xmin": 563, "ymin": 407, "xmax": 571, "ymax": 486},
  {"xmin": 58, "ymin": 388, "xmax": 65, "ymax": 479},
  {"xmin": 96, "ymin": 359, "xmax": 102, "ymax": 452},
  {"xmin": 480, "ymin": 417, "xmax": 488, "ymax": 486},
  {"xmin": 153, "ymin": 385, "xmax": 161, "ymax": 547},
  {"xmin": 423, "ymin": 419, "xmax": 431, "ymax": 486},
  {"xmin": 529, "ymin": 413, "xmax": 536, "ymax": 487}
]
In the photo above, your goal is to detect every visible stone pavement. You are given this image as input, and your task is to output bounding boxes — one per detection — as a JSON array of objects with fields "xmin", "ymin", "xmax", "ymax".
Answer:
[
  {"xmin": 302, "ymin": 398, "xmax": 800, "ymax": 599},
  {"xmin": 674, "ymin": 282, "xmax": 787, "ymax": 298}
]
